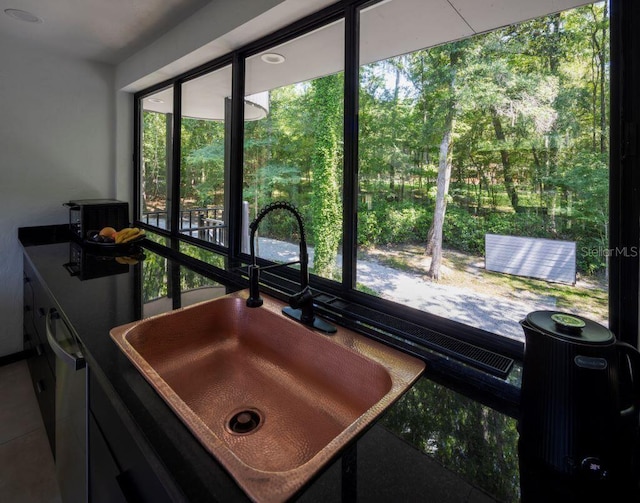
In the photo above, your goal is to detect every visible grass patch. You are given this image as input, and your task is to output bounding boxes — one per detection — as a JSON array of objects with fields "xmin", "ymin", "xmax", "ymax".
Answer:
[
  {"xmin": 374, "ymin": 255, "xmax": 414, "ymax": 272},
  {"xmin": 356, "ymin": 283, "xmax": 379, "ymax": 296}
]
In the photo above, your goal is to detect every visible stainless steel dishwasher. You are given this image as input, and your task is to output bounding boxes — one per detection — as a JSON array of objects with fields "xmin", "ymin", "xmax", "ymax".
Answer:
[{"xmin": 46, "ymin": 308, "xmax": 87, "ymax": 503}]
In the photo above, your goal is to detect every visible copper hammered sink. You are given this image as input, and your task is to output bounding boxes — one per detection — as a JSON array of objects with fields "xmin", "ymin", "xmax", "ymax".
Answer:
[{"xmin": 110, "ymin": 290, "xmax": 424, "ymax": 502}]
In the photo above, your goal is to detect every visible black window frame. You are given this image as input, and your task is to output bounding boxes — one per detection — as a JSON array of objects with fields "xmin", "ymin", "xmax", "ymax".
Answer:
[
  {"xmin": 133, "ymin": 0, "xmax": 640, "ymax": 382},
  {"xmin": 135, "ymin": 54, "xmax": 234, "ymax": 255}
]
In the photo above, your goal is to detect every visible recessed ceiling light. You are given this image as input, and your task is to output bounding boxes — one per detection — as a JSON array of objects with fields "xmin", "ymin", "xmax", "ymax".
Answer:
[
  {"xmin": 260, "ymin": 53, "xmax": 285, "ymax": 65},
  {"xmin": 4, "ymin": 8, "xmax": 43, "ymax": 23},
  {"xmin": 147, "ymin": 98, "xmax": 164, "ymax": 104}
]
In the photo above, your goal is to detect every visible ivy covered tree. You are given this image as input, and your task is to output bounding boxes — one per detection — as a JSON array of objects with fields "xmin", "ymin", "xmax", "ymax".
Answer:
[{"xmin": 309, "ymin": 74, "xmax": 343, "ymax": 279}]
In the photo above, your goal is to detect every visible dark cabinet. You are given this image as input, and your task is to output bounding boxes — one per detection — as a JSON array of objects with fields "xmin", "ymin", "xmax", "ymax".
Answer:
[
  {"xmin": 24, "ymin": 252, "xmax": 173, "ymax": 503},
  {"xmin": 88, "ymin": 413, "xmax": 127, "ymax": 503},
  {"xmin": 88, "ymin": 369, "xmax": 172, "ymax": 503}
]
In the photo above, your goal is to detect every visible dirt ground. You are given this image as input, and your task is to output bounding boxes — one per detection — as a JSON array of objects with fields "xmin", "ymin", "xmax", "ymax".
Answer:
[{"xmin": 360, "ymin": 244, "xmax": 609, "ymax": 324}]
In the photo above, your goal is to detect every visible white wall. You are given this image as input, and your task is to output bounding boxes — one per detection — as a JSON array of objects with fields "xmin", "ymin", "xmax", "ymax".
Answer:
[{"xmin": 0, "ymin": 35, "xmax": 115, "ymax": 356}]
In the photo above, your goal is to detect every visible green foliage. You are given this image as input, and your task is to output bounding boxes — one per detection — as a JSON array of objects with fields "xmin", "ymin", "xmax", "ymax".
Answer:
[
  {"xmin": 309, "ymin": 74, "xmax": 343, "ymax": 279},
  {"xmin": 180, "ymin": 118, "xmax": 226, "ymax": 208},
  {"xmin": 357, "ymin": 210, "xmax": 380, "ymax": 247},
  {"xmin": 141, "ymin": 112, "xmax": 169, "ymax": 209},
  {"xmin": 141, "ymin": 246, "xmax": 223, "ymax": 306},
  {"xmin": 243, "ymin": 162, "xmax": 301, "ymax": 206},
  {"xmin": 179, "ymin": 242, "xmax": 226, "ymax": 270},
  {"xmin": 443, "ymin": 206, "xmax": 555, "ymax": 254},
  {"xmin": 356, "ymin": 4, "xmax": 609, "ymax": 275},
  {"xmin": 441, "ymin": 208, "xmax": 485, "ymax": 254},
  {"xmin": 358, "ymin": 201, "xmax": 433, "ymax": 247},
  {"xmin": 555, "ymin": 151, "xmax": 608, "ymax": 273},
  {"xmin": 358, "ymin": 195, "xmax": 605, "ymax": 276}
]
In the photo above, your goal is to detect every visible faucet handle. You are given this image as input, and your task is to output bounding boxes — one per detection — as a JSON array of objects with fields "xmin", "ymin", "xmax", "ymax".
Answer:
[
  {"xmin": 283, "ymin": 287, "xmax": 337, "ymax": 334},
  {"xmin": 289, "ymin": 287, "xmax": 315, "ymax": 324}
]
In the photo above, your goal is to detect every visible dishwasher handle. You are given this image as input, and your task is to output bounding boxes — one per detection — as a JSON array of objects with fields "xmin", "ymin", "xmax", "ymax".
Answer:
[{"xmin": 46, "ymin": 309, "xmax": 86, "ymax": 371}]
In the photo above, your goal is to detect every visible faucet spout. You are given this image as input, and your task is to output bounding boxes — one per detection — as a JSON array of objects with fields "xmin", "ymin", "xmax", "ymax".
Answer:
[{"xmin": 245, "ymin": 201, "xmax": 336, "ymax": 334}]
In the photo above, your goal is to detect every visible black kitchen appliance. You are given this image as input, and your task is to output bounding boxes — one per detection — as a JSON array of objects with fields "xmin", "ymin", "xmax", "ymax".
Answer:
[
  {"xmin": 519, "ymin": 311, "xmax": 640, "ymax": 483},
  {"xmin": 64, "ymin": 199, "xmax": 128, "ymax": 241}
]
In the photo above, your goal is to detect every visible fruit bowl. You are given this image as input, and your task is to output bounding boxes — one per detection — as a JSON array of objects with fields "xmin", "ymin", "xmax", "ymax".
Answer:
[{"xmin": 84, "ymin": 230, "xmax": 145, "ymax": 250}]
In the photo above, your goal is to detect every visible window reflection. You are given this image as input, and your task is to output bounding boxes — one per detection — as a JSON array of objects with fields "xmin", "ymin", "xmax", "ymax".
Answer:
[
  {"xmin": 141, "ymin": 250, "xmax": 225, "ymax": 318},
  {"xmin": 382, "ymin": 377, "xmax": 519, "ymax": 501}
]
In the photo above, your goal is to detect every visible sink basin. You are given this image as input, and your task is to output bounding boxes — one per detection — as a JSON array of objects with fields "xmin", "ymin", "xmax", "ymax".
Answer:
[{"xmin": 111, "ymin": 290, "xmax": 424, "ymax": 502}]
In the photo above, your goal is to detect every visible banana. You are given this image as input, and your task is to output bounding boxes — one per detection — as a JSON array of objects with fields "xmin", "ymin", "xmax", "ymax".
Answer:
[
  {"xmin": 121, "ymin": 229, "xmax": 145, "ymax": 243},
  {"xmin": 115, "ymin": 227, "xmax": 138, "ymax": 244},
  {"xmin": 114, "ymin": 229, "xmax": 125, "ymax": 244},
  {"xmin": 116, "ymin": 256, "xmax": 139, "ymax": 265}
]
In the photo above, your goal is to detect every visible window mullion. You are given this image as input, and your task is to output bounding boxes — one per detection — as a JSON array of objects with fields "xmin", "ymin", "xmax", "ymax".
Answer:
[
  {"xmin": 228, "ymin": 52, "xmax": 246, "ymax": 260},
  {"xmin": 170, "ymin": 81, "xmax": 182, "ymax": 237},
  {"xmin": 133, "ymin": 97, "xmax": 142, "ymax": 224},
  {"xmin": 342, "ymin": 3, "xmax": 360, "ymax": 292}
]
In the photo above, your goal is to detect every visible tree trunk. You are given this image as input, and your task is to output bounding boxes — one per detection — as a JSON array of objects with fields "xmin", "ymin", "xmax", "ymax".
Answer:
[
  {"xmin": 388, "ymin": 62, "xmax": 402, "ymax": 192},
  {"xmin": 599, "ymin": 2, "xmax": 608, "ymax": 154},
  {"xmin": 427, "ymin": 116, "xmax": 455, "ymax": 280},
  {"xmin": 489, "ymin": 106, "xmax": 518, "ymax": 210},
  {"xmin": 426, "ymin": 49, "xmax": 460, "ymax": 280}
]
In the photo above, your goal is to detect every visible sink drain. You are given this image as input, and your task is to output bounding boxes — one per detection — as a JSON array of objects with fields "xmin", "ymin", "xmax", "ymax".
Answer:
[{"xmin": 227, "ymin": 409, "xmax": 262, "ymax": 435}]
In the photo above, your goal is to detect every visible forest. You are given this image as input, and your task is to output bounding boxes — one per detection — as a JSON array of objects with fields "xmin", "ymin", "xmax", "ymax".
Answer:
[{"xmin": 142, "ymin": 2, "xmax": 609, "ymax": 287}]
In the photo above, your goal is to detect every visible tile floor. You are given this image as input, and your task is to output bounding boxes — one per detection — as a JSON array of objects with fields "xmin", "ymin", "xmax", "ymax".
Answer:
[{"xmin": 0, "ymin": 360, "xmax": 62, "ymax": 503}]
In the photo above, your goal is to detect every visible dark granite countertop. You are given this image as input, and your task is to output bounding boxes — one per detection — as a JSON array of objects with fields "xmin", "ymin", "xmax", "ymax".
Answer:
[{"xmin": 22, "ymin": 227, "xmax": 627, "ymax": 502}]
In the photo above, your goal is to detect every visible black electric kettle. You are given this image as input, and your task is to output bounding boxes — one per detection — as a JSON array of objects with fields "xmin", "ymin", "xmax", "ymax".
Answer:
[{"xmin": 519, "ymin": 311, "xmax": 640, "ymax": 481}]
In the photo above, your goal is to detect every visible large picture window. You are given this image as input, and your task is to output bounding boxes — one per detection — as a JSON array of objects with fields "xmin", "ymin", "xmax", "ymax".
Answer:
[
  {"xmin": 357, "ymin": 0, "xmax": 609, "ymax": 340},
  {"xmin": 138, "ymin": 64, "xmax": 233, "ymax": 247},
  {"xmin": 133, "ymin": 0, "xmax": 633, "ymax": 360}
]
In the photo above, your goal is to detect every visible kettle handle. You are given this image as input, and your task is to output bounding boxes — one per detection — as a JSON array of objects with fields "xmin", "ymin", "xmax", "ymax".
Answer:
[{"xmin": 616, "ymin": 342, "xmax": 640, "ymax": 417}]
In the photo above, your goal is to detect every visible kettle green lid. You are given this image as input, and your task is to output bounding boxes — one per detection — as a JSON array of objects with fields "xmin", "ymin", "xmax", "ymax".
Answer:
[
  {"xmin": 550, "ymin": 313, "xmax": 586, "ymax": 329},
  {"xmin": 524, "ymin": 311, "xmax": 613, "ymax": 344}
]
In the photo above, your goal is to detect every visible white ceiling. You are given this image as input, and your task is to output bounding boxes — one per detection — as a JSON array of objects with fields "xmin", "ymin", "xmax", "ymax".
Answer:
[
  {"xmin": 0, "ymin": 0, "xmax": 212, "ymax": 64},
  {"xmin": 1, "ymin": 0, "xmax": 595, "ymax": 70}
]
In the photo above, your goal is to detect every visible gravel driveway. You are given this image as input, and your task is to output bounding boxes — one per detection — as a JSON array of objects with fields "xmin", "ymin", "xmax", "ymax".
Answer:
[{"xmin": 255, "ymin": 237, "xmax": 556, "ymax": 342}]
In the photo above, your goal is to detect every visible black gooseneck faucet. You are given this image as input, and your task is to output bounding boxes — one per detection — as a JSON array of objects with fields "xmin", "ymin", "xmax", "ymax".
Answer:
[{"xmin": 246, "ymin": 201, "xmax": 336, "ymax": 334}]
